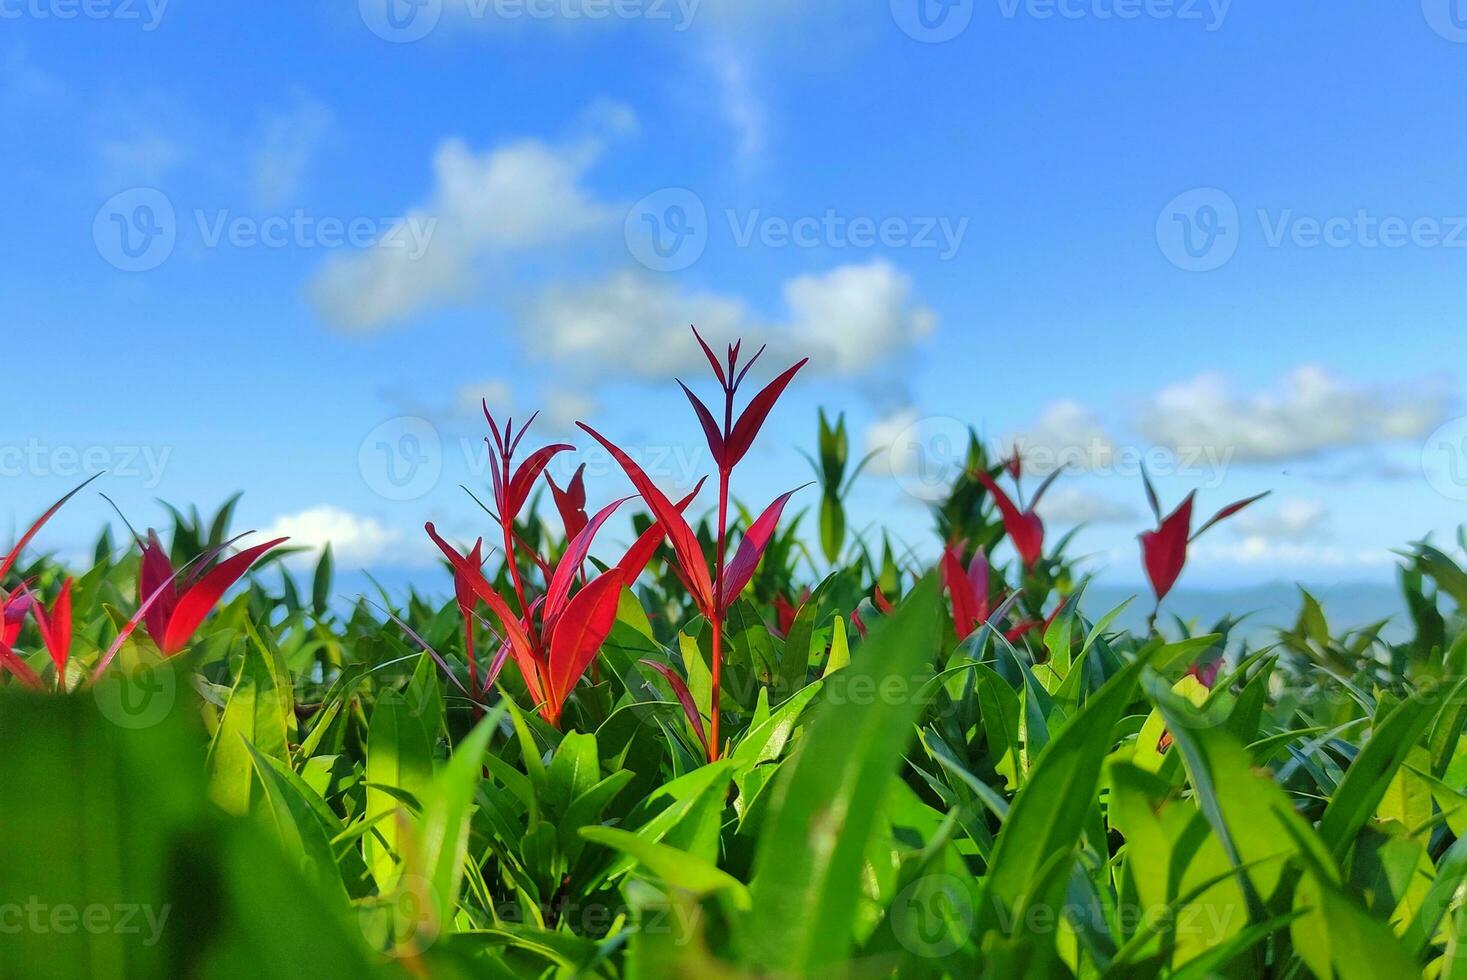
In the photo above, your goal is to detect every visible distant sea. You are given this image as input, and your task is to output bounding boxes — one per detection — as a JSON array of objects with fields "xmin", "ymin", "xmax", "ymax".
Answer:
[{"xmin": 327, "ymin": 568, "xmax": 1412, "ymax": 649}]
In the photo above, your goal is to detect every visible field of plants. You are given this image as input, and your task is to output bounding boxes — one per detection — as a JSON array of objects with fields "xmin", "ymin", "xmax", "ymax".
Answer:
[{"xmin": 5, "ymin": 331, "xmax": 1467, "ymax": 978}]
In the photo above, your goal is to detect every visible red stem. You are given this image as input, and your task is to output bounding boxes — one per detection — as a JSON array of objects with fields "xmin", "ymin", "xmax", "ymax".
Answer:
[
  {"xmin": 707, "ymin": 391, "xmax": 735, "ymax": 763},
  {"xmin": 498, "ymin": 456, "xmax": 553, "ymax": 725}
]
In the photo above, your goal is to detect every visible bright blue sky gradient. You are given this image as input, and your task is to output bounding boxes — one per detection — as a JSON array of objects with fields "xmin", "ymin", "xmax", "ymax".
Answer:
[{"xmin": 5, "ymin": 1, "xmax": 1467, "ymax": 588}]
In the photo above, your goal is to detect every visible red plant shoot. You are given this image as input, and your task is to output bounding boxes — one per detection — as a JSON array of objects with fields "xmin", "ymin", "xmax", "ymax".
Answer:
[
  {"xmin": 430, "ymin": 410, "xmax": 706, "ymax": 728},
  {"xmin": 1138, "ymin": 464, "xmax": 1268, "ymax": 623},
  {"xmin": 136, "ymin": 532, "xmax": 289, "ymax": 656},
  {"xmin": 973, "ymin": 462, "xmax": 1060, "ymax": 572},
  {"xmin": 580, "ymin": 326, "xmax": 807, "ymax": 762}
]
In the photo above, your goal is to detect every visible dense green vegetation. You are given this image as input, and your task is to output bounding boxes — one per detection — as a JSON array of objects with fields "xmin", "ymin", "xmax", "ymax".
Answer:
[{"xmin": 4, "ymin": 335, "xmax": 1467, "ymax": 978}]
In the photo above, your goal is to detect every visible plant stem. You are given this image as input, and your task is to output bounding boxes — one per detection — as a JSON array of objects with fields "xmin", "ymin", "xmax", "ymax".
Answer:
[
  {"xmin": 707, "ymin": 394, "xmax": 734, "ymax": 764},
  {"xmin": 707, "ymin": 469, "xmax": 730, "ymax": 762}
]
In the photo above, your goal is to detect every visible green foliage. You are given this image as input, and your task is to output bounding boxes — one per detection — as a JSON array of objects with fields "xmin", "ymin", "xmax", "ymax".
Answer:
[{"xmin": 4, "ymin": 423, "xmax": 1467, "ymax": 978}]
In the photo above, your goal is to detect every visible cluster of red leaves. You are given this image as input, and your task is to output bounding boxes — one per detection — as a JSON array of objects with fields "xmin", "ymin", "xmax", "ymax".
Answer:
[
  {"xmin": 430, "ymin": 328, "xmax": 806, "ymax": 758},
  {"xmin": 426, "ymin": 407, "xmax": 706, "ymax": 729},
  {"xmin": 1, "ymin": 476, "xmax": 285, "ymax": 689}
]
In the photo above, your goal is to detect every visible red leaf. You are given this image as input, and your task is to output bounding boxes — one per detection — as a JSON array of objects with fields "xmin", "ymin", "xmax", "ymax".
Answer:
[
  {"xmin": 1140, "ymin": 463, "xmax": 1162, "ymax": 523},
  {"xmin": 1191, "ymin": 491, "xmax": 1270, "ymax": 542},
  {"xmin": 975, "ymin": 470, "xmax": 1045, "ymax": 569},
  {"xmin": 718, "ymin": 487, "xmax": 803, "ymax": 611},
  {"xmin": 724, "ymin": 358, "xmax": 808, "ymax": 469},
  {"xmin": 578, "ymin": 423, "xmax": 715, "ymax": 613},
  {"xmin": 546, "ymin": 570, "xmax": 624, "ymax": 717},
  {"xmin": 873, "ymin": 586, "xmax": 894, "ymax": 615},
  {"xmin": 507, "ymin": 443, "xmax": 574, "ymax": 520},
  {"xmin": 617, "ymin": 478, "xmax": 707, "ymax": 585},
  {"xmin": 1029, "ymin": 468, "xmax": 1063, "ymax": 509},
  {"xmin": 33, "ymin": 578, "xmax": 72, "ymax": 674},
  {"xmin": 942, "ymin": 543, "xmax": 979, "ymax": 641},
  {"xmin": 0, "ymin": 474, "xmax": 101, "ymax": 585},
  {"xmin": 1140, "ymin": 493, "xmax": 1195, "ymax": 604},
  {"xmin": 3, "ymin": 592, "xmax": 33, "ymax": 648},
  {"xmin": 0, "ymin": 638, "xmax": 41, "ymax": 689},
  {"xmin": 678, "ymin": 380, "xmax": 726, "ymax": 469},
  {"xmin": 640, "ymin": 658, "xmax": 709, "ymax": 757},
  {"xmin": 544, "ymin": 496, "xmax": 632, "ymax": 626},
  {"xmin": 426, "ymin": 523, "xmax": 544, "ymax": 705},
  {"xmin": 691, "ymin": 325, "xmax": 727, "ymax": 387},
  {"xmin": 90, "ymin": 566, "xmax": 192, "ymax": 681},
  {"xmin": 161, "ymin": 537, "xmax": 288, "ymax": 655},
  {"xmin": 546, "ymin": 464, "xmax": 589, "ymax": 541},
  {"xmin": 772, "ymin": 593, "xmax": 799, "ymax": 637},
  {"xmin": 850, "ymin": 608, "xmax": 868, "ymax": 640},
  {"xmin": 139, "ymin": 530, "xmax": 179, "ymax": 647}
]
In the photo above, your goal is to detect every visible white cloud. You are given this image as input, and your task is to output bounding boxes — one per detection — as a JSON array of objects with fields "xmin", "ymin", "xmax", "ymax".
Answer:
[
  {"xmin": 456, "ymin": 378, "xmax": 514, "ymax": 418},
  {"xmin": 543, "ymin": 387, "xmax": 597, "ymax": 431},
  {"xmin": 705, "ymin": 43, "xmax": 764, "ymax": 172},
  {"xmin": 1, "ymin": 46, "xmax": 63, "ymax": 108},
  {"xmin": 1193, "ymin": 538, "xmax": 1394, "ymax": 569},
  {"xmin": 260, "ymin": 507, "xmax": 406, "ymax": 566},
  {"xmin": 451, "ymin": 377, "xmax": 592, "ymax": 433},
  {"xmin": 306, "ymin": 127, "xmax": 624, "ymax": 330},
  {"xmin": 98, "ymin": 131, "xmax": 183, "ymax": 185},
  {"xmin": 253, "ymin": 97, "xmax": 331, "ymax": 206},
  {"xmin": 782, "ymin": 261, "xmax": 936, "ymax": 375},
  {"xmin": 863, "ymin": 405, "xmax": 921, "ymax": 477},
  {"xmin": 1035, "ymin": 486, "xmax": 1136, "ymax": 527},
  {"xmin": 1006, "ymin": 401, "xmax": 1116, "ymax": 474},
  {"xmin": 1135, "ymin": 365, "xmax": 1449, "ymax": 462},
  {"xmin": 1234, "ymin": 498, "xmax": 1328, "ymax": 543},
  {"xmin": 525, "ymin": 260, "xmax": 934, "ymax": 381}
]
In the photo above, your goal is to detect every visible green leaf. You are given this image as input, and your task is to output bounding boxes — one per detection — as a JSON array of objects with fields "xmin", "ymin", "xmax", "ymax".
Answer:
[
  {"xmin": 979, "ymin": 647, "xmax": 1152, "ymax": 933},
  {"xmin": 364, "ymin": 689, "xmax": 435, "ymax": 888},
  {"xmin": 415, "ymin": 712, "xmax": 501, "ymax": 926},
  {"xmin": 822, "ymin": 613, "xmax": 850, "ymax": 677},
  {"xmin": 546, "ymin": 730, "xmax": 600, "ymax": 815},
  {"xmin": 580, "ymin": 827, "xmax": 751, "ymax": 909},
  {"xmin": 206, "ymin": 626, "xmax": 293, "ymax": 816},
  {"xmin": 747, "ymin": 574, "xmax": 941, "ymax": 973},
  {"xmin": 312, "ymin": 544, "xmax": 334, "ymax": 618},
  {"xmin": 242, "ymin": 738, "xmax": 351, "ymax": 908},
  {"xmin": 1317, "ymin": 686, "xmax": 1442, "ymax": 859},
  {"xmin": 1146, "ymin": 673, "xmax": 1336, "ymax": 910}
]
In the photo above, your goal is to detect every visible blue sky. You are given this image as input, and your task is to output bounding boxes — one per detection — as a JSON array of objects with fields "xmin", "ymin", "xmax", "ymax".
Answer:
[{"xmin": 4, "ymin": 0, "xmax": 1467, "ymax": 590}]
